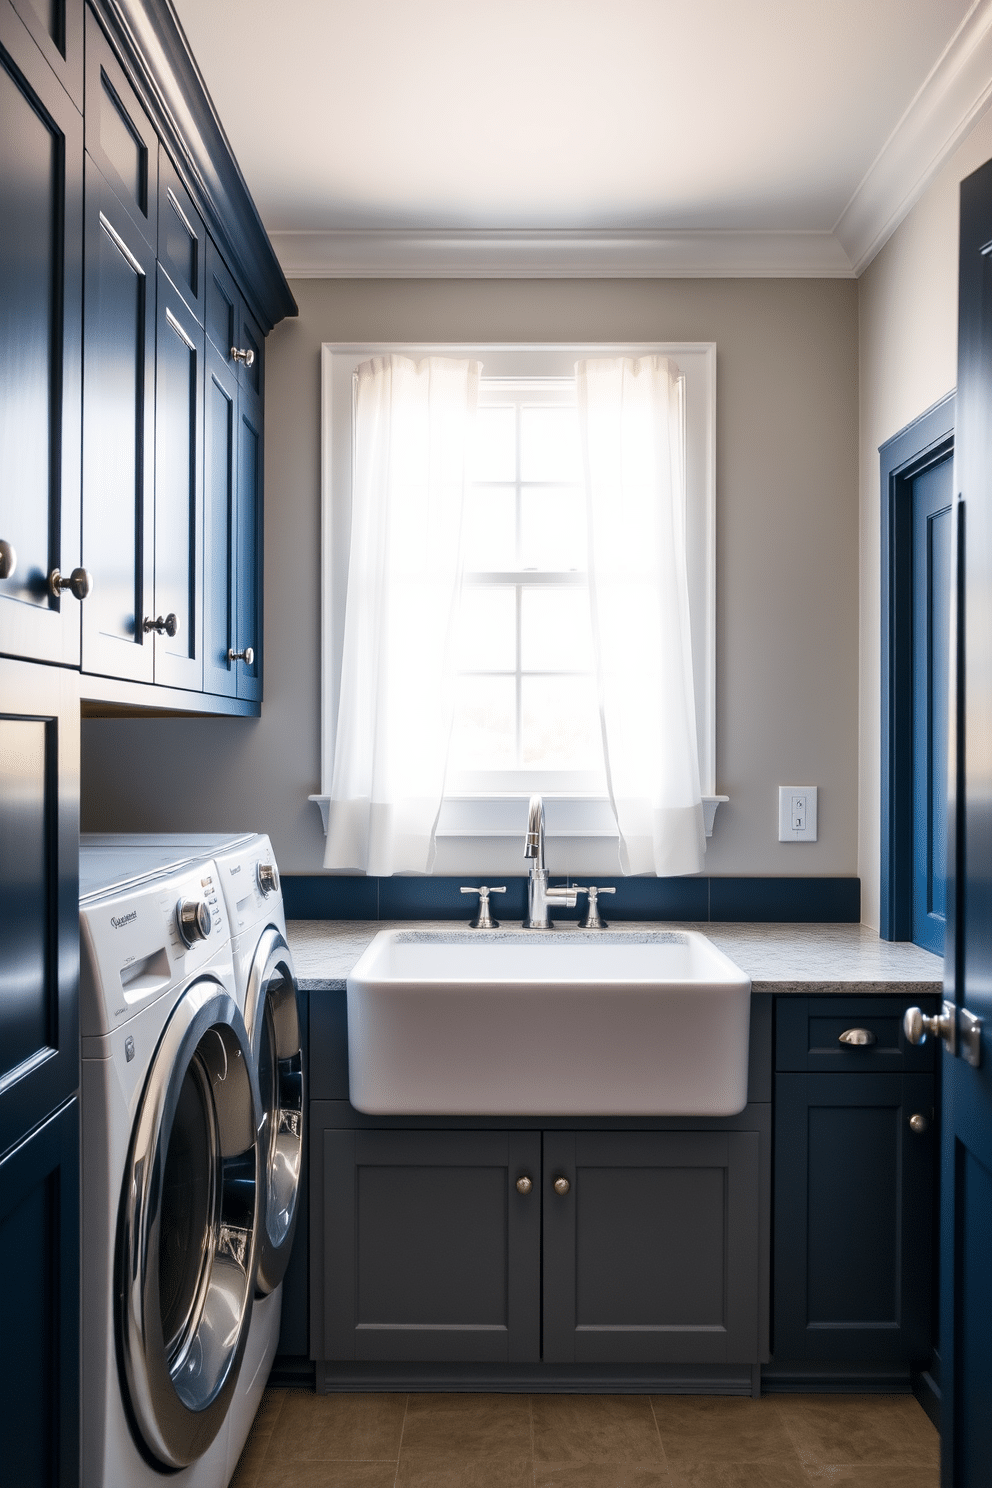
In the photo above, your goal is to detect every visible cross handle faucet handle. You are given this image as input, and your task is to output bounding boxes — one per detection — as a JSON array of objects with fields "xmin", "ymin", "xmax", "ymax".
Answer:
[
  {"xmin": 460, "ymin": 884, "xmax": 506, "ymax": 929},
  {"xmin": 578, "ymin": 884, "xmax": 616, "ymax": 929}
]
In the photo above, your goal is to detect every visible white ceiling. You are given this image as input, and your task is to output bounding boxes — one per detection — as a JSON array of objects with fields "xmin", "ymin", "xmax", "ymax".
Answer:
[{"xmin": 171, "ymin": 0, "xmax": 992, "ymax": 276}]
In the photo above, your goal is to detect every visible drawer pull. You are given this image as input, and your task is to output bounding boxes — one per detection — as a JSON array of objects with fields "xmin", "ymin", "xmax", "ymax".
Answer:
[
  {"xmin": 838, "ymin": 1027, "xmax": 877, "ymax": 1047},
  {"xmin": 515, "ymin": 1175, "xmax": 533, "ymax": 1195},
  {"xmin": 553, "ymin": 1176, "xmax": 570, "ymax": 1197}
]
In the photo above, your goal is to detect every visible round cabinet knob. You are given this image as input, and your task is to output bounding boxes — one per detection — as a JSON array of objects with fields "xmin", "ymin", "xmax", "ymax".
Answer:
[
  {"xmin": 257, "ymin": 862, "xmax": 279, "ymax": 897},
  {"xmin": 515, "ymin": 1176, "xmax": 533, "ymax": 1195},
  {"xmin": 177, "ymin": 897, "xmax": 211, "ymax": 946},
  {"xmin": 143, "ymin": 613, "xmax": 180, "ymax": 638},
  {"xmin": 231, "ymin": 346, "xmax": 255, "ymax": 368},
  {"xmin": 553, "ymin": 1176, "xmax": 570, "ymax": 1197},
  {"xmin": 909, "ymin": 1113, "xmax": 929, "ymax": 1135},
  {"xmin": 0, "ymin": 538, "xmax": 16, "ymax": 579},
  {"xmin": 228, "ymin": 646, "xmax": 254, "ymax": 666},
  {"xmin": 49, "ymin": 566, "xmax": 93, "ymax": 601}
]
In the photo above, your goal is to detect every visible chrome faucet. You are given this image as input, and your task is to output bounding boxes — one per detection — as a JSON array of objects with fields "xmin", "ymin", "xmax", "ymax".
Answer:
[{"xmin": 523, "ymin": 794, "xmax": 577, "ymax": 928}]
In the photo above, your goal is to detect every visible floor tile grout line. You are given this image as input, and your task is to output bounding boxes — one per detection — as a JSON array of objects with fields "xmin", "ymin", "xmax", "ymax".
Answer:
[{"xmin": 392, "ymin": 1390, "xmax": 410, "ymax": 1486}]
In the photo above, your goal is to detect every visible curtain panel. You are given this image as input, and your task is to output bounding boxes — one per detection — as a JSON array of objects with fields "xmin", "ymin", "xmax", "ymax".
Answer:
[
  {"xmin": 324, "ymin": 354, "xmax": 481, "ymax": 874},
  {"xmin": 576, "ymin": 355, "xmax": 705, "ymax": 876}
]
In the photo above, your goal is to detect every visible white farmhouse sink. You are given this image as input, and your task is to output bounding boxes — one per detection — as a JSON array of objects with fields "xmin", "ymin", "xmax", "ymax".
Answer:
[{"xmin": 346, "ymin": 929, "xmax": 751, "ymax": 1116}]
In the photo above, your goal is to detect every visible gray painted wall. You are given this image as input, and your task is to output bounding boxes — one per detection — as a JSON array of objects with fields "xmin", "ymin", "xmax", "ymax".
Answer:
[{"xmin": 81, "ymin": 277, "xmax": 859, "ymax": 878}]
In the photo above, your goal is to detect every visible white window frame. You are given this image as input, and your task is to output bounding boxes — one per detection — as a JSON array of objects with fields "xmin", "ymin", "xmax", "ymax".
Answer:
[{"xmin": 315, "ymin": 343, "xmax": 719, "ymax": 866}]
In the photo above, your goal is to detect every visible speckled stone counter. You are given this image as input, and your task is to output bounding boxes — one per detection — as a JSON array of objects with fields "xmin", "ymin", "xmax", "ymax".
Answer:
[{"xmin": 286, "ymin": 919, "xmax": 944, "ymax": 997}]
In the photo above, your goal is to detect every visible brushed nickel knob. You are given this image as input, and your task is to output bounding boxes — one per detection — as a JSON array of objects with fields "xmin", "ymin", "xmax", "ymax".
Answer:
[
  {"xmin": 0, "ymin": 539, "xmax": 16, "ymax": 579},
  {"xmin": 554, "ymin": 1176, "xmax": 570, "ymax": 1197},
  {"xmin": 838, "ymin": 1027, "xmax": 877, "ymax": 1047},
  {"xmin": 143, "ymin": 612, "xmax": 179, "ymax": 637},
  {"xmin": 177, "ymin": 897, "xmax": 211, "ymax": 946},
  {"xmin": 515, "ymin": 1176, "xmax": 533, "ymax": 1195},
  {"xmin": 909, "ymin": 1113, "xmax": 929, "ymax": 1134},
  {"xmin": 905, "ymin": 1003, "xmax": 956, "ymax": 1052},
  {"xmin": 231, "ymin": 346, "xmax": 255, "ymax": 367},
  {"xmin": 49, "ymin": 566, "xmax": 92, "ymax": 601},
  {"xmin": 228, "ymin": 646, "xmax": 254, "ymax": 665},
  {"xmin": 257, "ymin": 862, "xmax": 279, "ymax": 897}
]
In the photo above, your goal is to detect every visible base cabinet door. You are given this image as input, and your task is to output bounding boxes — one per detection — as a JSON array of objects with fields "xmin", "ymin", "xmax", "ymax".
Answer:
[
  {"xmin": 313, "ymin": 1128, "xmax": 541, "ymax": 1364},
  {"xmin": 0, "ymin": 1100, "xmax": 79, "ymax": 1488},
  {"xmin": 773, "ymin": 1071, "xmax": 934, "ymax": 1363},
  {"xmin": 543, "ymin": 1130, "xmax": 761, "ymax": 1364}
]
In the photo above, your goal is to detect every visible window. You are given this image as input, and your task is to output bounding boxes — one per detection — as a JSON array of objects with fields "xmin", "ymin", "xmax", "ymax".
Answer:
[{"xmin": 318, "ymin": 343, "xmax": 717, "ymax": 872}]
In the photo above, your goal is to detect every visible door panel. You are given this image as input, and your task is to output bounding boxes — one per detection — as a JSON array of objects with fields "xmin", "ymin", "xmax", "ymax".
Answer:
[
  {"xmin": 0, "ymin": 1099, "xmax": 79, "ymax": 1488},
  {"xmin": 315, "ymin": 1128, "xmax": 540, "ymax": 1364},
  {"xmin": 9, "ymin": 0, "xmax": 82, "ymax": 107},
  {"xmin": 0, "ymin": 5, "xmax": 82, "ymax": 666},
  {"xmin": 543, "ymin": 1130, "xmax": 760, "ymax": 1364},
  {"xmin": 945, "ymin": 153, "xmax": 992, "ymax": 1486},
  {"xmin": 158, "ymin": 146, "xmax": 205, "ymax": 324},
  {"xmin": 235, "ymin": 382, "xmax": 262, "ymax": 699},
  {"xmin": 202, "ymin": 339, "xmax": 237, "ymax": 697},
  {"xmin": 912, "ymin": 455, "xmax": 953, "ymax": 954},
  {"xmin": 153, "ymin": 264, "xmax": 203, "ymax": 690},
  {"xmin": 81, "ymin": 157, "xmax": 155, "ymax": 683},
  {"xmin": 0, "ymin": 658, "xmax": 78, "ymax": 1159},
  {"xmin": 84, "ymin": 6, "xmax": 157, "ymax": 248}
]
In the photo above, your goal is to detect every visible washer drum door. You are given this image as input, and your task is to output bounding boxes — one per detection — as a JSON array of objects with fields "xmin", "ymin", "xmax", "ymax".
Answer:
[
  {"xmin": 244, "ymin": 927, "xmax": 304, "ymax": 1297},
  {"xmin": 117, "ymin": 980, "xmax": 261, "ymax": 1470}
]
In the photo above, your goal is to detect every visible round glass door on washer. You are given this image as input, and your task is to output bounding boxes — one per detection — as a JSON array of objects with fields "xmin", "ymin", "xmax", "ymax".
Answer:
[
  {"xmin": 243, "ymin": 927, "xmax": 304, "ymax": 1297},
  {"xmin": 118, "ymin": 980, "xmax": 261, "ymax": 1470}
]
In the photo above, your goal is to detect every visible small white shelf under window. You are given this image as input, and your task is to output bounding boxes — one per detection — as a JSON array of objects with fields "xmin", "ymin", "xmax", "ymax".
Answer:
[{"xmin": 309, "ymin": 794, "xmax": 728, "ymax": 841}]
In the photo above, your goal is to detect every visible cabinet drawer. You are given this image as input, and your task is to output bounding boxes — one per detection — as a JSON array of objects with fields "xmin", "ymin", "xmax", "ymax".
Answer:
[
  {"xmin": 84, "ymin": 4, "xmax": 157, "ymax": 247},
  {"xmin": 776, "ymin": 995, "xmax": 937, "ymax": 1073}
]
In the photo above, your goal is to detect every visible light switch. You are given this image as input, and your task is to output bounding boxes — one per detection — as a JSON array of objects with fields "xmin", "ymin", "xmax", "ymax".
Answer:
[{"xmin": 779, "ymin": 786, "xmax": 817, "ymax": 842}]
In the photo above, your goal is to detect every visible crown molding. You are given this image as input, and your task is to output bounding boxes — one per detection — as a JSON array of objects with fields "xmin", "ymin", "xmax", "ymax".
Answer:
[
  {"xmin": 835, "ymin": 0, "xmax": 992, "ymax": 275},
  {"xmin": 271, "ymin": 228, "xmax": 855, "ymax": 280}
]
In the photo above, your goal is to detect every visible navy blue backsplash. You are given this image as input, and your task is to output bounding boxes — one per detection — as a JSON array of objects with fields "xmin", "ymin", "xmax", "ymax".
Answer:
[{"xmin": 282, "ymin": 875, "xmax": 860, "ymax": 922}]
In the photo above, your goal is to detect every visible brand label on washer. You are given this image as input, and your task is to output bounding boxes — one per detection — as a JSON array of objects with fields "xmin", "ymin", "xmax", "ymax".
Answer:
[{"xmin": 110, "ymin": 910, "xmax": 138, "ymax": 930}]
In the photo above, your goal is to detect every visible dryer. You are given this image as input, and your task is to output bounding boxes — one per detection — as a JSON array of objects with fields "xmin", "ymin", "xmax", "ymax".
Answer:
[
  {"xmin": 81, "ymin": 833, "xmax": 304, "ymax": 1478},
  {"xmin": 79, "ymin": 850, "xmax": 262, "ymax": 1487}
]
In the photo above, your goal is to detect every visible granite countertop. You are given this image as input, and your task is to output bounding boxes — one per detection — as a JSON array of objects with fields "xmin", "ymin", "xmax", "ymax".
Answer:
[{"xmin": 285, "ymin": 920, "xmax": 944, "ymax": 997}]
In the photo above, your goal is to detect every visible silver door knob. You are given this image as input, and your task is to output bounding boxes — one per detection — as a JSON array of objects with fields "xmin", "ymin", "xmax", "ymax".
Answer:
[
  {"xmin": 516, "ymin": 1176, "xmax": 533, "ymax": 1195},
  {"xmin": 909, "ymin": 1113, "xmax": 929, "ymax": 1134},
  {"xmin": 143, "ymin": 613, "xmax": 179, "ymax": 637},
  {"xmin": 904, "ymin": 1002, "xmax": 956, "ymax": 1054},
  {"xmin": 554, "ymin": 1176, "xmax": 570, "ymax": 1196},
  {"xmin": 0, "ymin": 539, "xmax": 16, "ymax": 579},
  {"xmin": 231, "ymin": 346, "xmax": 255, "ymax": 367},
  {"xmin": 49, "ymin": 566, "xmax": 92, "ymax": 601},
  {"xmin": 228, "ymin": 646, "xmax": 254, "ymax": 665}
]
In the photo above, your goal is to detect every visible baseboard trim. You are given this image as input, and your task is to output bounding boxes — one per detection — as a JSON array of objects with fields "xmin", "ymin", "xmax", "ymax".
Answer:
[
  {"xmin": 912, "ymin": 1366, "xmax": 941, "ymax": 1430},
  {"xmin": 761, "ymin": 1361, "xmax": 913, "ymax": 1393},
  {"xmin": 315, "ymin": 1360, "xmax": 759, "ymax": 1395}
]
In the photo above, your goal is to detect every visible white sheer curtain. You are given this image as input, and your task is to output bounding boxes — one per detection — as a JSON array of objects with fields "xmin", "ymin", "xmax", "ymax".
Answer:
[
  {"xmin": 324, "ymin": 354, "xmax": 481, "ymax": 874},
  {"xmin": 576, "ymin": 355, "xmax": 705, "ymax": 876}
]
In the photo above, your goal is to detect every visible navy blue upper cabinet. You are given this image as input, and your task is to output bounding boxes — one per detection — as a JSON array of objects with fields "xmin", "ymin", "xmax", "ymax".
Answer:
[
  {"xmin": 80, "ymin": 154, "xmax": 156, "ymax": 685},
  {"xmin": 204, "ymin": 240, "xmax": 263, "ymax": 701},
  {"xmin": 158, "ymin": 147, "xmax": 205, "ymax": 324},
  {"xmin": 0, "ymin": 0, "xmax": 83, "ymax": 668},
  {"xmin": 84, "ymin": 5, "xmax": 157, "ymax": 250}
]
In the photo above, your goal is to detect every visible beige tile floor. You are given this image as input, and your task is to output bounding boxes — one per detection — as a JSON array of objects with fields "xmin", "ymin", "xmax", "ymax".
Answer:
[{"xmin": 230, "ymin": 1389, "xmax": 939, "ymax": 1488}]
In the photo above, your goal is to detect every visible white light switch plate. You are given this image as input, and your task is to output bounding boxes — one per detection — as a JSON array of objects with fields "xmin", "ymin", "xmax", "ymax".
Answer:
[{"xmin": 779, "ymin": 786, "xmax": 817, "ymax": 842}]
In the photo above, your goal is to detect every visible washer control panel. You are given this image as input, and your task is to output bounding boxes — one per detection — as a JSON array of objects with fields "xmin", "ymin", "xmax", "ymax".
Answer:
[{"xmin": 79, "ymin": 862, "xmax": 230, "ymax": 1039}]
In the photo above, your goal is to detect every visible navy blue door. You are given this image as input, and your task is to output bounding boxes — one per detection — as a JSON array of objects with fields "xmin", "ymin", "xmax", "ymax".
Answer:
[
  {"xmin": 942, "ymin": 155, "xmax": 992, "ymax": 1486},
  {"xmin": 912, "ymin": 456, "xmax": 953, "ymax": 954}
]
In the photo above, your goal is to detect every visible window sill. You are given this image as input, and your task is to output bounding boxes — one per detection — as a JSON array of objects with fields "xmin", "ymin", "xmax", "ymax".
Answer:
[{"xmin": 309, "ymin": 794, "xmax": 728, "ymax": 839}]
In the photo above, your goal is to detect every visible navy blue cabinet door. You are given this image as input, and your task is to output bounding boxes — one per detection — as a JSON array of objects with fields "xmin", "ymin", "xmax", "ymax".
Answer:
[
  {"xmin": 0, "ymin": 657, "xmax": 79, "ymax": 1158},
  {"xmin": 9, "ymin": 0, "xmax": 83, "ymax": 106},
  {"xmin": 0, "ymin": 1100, "xmax": 79, "ymax": 1488},
  {"xmin": 81, "ymin": 155, "xmax": 156, "ymax": 683},
  {"xmin": 152, "ymin": 263, "xmax": 204, "ymax": 690},
  {"xmin": 203, "ymin": 336, "xmax": 238, "ymax": 697},
  {"xmin": 773, "ymin": 1072, "xmax": 933, "ymax": 1364},
  {"xmin": 543, "ymin": 1130, "xmax": 761, "ymax": 1365},
  {"xmin": 0, "ymin": 0, "xmax": 83, "ymax": 667},
  {"xmin": 235, "ymin": 360, "xmax": 263, "ymax": 701},
  {"xmin": 312, "ymin": 1127, "xmax": 541, "ymax": 1364}
]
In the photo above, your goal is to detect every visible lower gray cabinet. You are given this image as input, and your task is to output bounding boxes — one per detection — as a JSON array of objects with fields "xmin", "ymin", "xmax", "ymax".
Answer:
[
  {"xmin": 312, "ymin": 1128, "xmax": 541, "ymax": 1363},
  {"xmin": 311, "ymin": 1124, "xmax": 762, "ymax": 1368},
  {"xmin": 544, "ymin": 1130, "xmax": 761, "ymax": 1364}
]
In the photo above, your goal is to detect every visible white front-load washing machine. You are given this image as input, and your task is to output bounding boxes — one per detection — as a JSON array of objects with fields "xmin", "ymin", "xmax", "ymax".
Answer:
[
  {"xmin": 79, "ymin": 850, "xmax": 262, "ymax": 1487},
  {"xmin": 80, "ymin": 834, "xmax": 304, "ymax": 1481}
]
